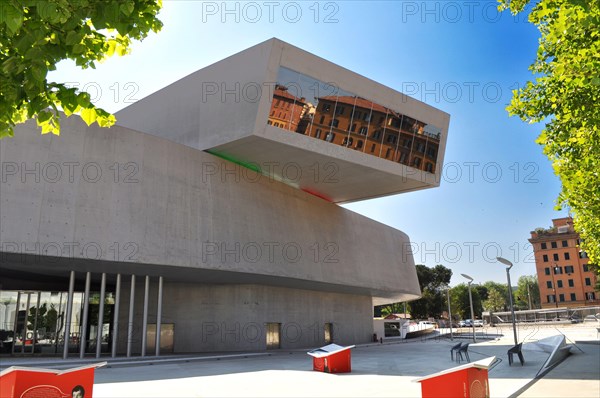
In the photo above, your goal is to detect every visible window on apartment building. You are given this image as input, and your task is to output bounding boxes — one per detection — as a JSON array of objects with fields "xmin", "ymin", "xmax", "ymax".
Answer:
[
  {"xmin": 568, "ymin": 279, "xmax": 574, "ymax": 287},
  {"xmin": 546, "ymin": 281, "xmax": 552, "ymax": 289},
  {"xmin": 335, "ymin": 106, "xmax": 344, "ymax": 115},
  {"xmin": 385, "ymin": 148, "xmax": 391, "ymax": 158},
  {"xmin": 553, "ymin": 253, "xmax": 559, "ymax": 261},
  {"xmin": 330, "ymin": 119, "xmax": 339, "ymax": 128},
  {"xmin": 323, "ymin": 104, "xmax": 331, "ymax": 112},
  {"xmin": 565, "ymin": 265, "xmax": 574, "ymax": 274},
  {"xmin": 586, "ymin": 292, "xmax": 596, "ymax": 300},
  {"xmin": 541, "ymin": 242, "xmax": 547, "ymax": 250},
  {"xmin": 583, "ymin": 264, "xmax": 589, "ymax": 272},
  {"xmin": 585, "ymin": 278, "xmax": 591, "ymax": 286},
  {"xmin": 562, "ymin": 240, "xmax": 568, "ymax": 247},
  {"xmin": 426, "ymin": 147, "xmax": 436, "ymax": 158},
  {"xmin": 325, "ymin": 132, "xmax": 335, "ymax": 142},
  {"xmin": 559, "ymin": 294, "xmax": 565, "ymax": 302},
  {"xmin": 350, "ymin": 123, "xmax": 357, "ymax": 132},
  {"xmin": 371, "ymin": 129, "xmax": 381, "ymax": 139},
  {"xmin": 570, "ymin": 293, "xmax": 576, "ymax": 301},
  {"xmin": 558, "ymin": 226, "xmax": 569, "ymax": 233},
  {"xmin": 551, "ymin": 241, "xmax": 557, "ymax": 248},
  {"xmin": 413, "ymin": 157, "xmax": 421, "ymax": 167},
  {"xmin": 564, "ymin": 252, "xmax": 570, "ymax": 260},
  {"xmin": 319, "ymin": 115, "xmax": 325, "ymax": 124},
  {"xmin": 544, "ymin": 267, "xmax": 550, "ymax": 275},
  {"xmin": 370, "ymin": 143, "xmax": 376, "ymax": 153},
  {"xmin": 557, "ymin": 280, "xmax": 563, "ymax": 288},
  {"xmin": 547, "ymin": 295, "xmax": 556, "ymax": 303},
  {"xmin": 580, "ymin": 251, "xmax": 588, "ymax": 259},
  {"xmin": 355, "ymin": 140, "xmax": 363, "ymax": 149},
  {"xmin": 425, "ymin": 163, "xmax": 434, "ymax": 173},
  {"xmin": 315, "ymin": 129, "xmax": 322, "ymax": 139},
  {"xmin": 554, "ymin": 266, "xmax": 563, "ymax": 275},
  {"xmin": 543, "ymin": 255, "xmax": 548, "ymax": 262},
  {"xmin": 386, "ymin": 134, "xmax": 397, "ymax": 144}
]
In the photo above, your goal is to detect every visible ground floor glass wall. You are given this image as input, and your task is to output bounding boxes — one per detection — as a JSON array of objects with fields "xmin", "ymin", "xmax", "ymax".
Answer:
[{"xmin": 0, "ymin": 290, "xmax": 113, "ymax": 355}]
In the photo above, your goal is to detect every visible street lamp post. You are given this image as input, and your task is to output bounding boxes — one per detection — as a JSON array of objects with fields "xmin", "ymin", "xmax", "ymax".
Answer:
[
  {"xmin": 497, "ymin": 257, "xmax": 518, "ymax": 346},
  {"xmin": 461, "ymin": 274, "xmax": 476, "ymax": 343},
  {"xmin": 550, "ymin": 264, "xmax": 559, "ymax": 308},
  {"xmin": 445, "ymin": 285, "xmax": 453, "ymax": 341}
]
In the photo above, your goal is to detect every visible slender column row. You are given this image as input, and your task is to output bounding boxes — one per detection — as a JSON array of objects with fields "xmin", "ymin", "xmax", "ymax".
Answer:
[{"xmin": 56, "ymin": 271, "xmax": 163, "ymax": 359}]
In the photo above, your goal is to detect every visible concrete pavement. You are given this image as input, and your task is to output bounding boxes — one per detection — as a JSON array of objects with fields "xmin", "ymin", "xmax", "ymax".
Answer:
[{"xmin": 2, "ymin": 323, "xmax": 598, "ymax": 397}]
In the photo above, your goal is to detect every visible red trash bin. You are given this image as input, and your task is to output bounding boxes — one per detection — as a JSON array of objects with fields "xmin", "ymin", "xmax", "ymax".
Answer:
[
  {"xmin": 307, "ymin": 343, "xmax": 355, "ymax": 374},
  {"xmin": 414, "ymin": 356, "xmax": 496, "ymax": 398},
  {"xmin": 0, "ymin": 362, "xmax": 106, "ymax": 398}
]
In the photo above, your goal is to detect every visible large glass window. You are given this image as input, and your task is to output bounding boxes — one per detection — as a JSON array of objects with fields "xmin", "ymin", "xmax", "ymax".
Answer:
[{"xmin": 268, "ymin": 67, "xmax": 443, "ymax": 173}]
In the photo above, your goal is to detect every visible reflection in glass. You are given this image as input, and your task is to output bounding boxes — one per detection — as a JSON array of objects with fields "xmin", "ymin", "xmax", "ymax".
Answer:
[
  {"xmin": 268, "ymin": 67, "xmax": 442, "ymax": 174},
  {"xmin": 0, "ymin": 290, "xmax": 113, "ymax": 355}
]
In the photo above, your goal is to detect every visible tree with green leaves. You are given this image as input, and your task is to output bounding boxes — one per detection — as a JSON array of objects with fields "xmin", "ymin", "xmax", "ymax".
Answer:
[
  {"xmin": 514, "ymin": 275, "xmax": 540, "ymax": 310},
  {"xmin": 409, "ymin": 264, "xmax": 453, "ymax": 319},
  {"xmin": 0, "ymin": 0, "xmax": 163, "ymax": 138},
  {"xmin": 483, "ymin": 289, "xmax": 506, "ymax": 312},
  {"xmin": 450, "ymin": 283, "xmax": 483, "ymax": 320},
  {"xmin": 498, "ymin": 0, "xmax": 600, "ymax": 270}
]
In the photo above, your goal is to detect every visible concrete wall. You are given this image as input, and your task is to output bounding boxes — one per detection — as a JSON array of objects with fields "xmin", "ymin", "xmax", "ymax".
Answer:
[
  {"xmin": 0, "ymin": 117, "xmax": 421, "ymax": 304},
  {"xmin": 118, "ymin": 281, "xmax": 373, "ymax": 353},
  {"xmin": 115, "ymin": 39, "xmax": 273, "ymax": 149}
]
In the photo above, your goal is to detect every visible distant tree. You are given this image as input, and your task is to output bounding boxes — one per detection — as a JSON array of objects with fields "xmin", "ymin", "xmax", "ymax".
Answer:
[
  {"xmin": 483, "ymin": 281, "xmax": 509, "ymax": 311},
  {"xmin": 498, "ymin": 0, "xmax": 600, "ymax": 269},
  {"xmin": 483, "ymin": 289, "xmax": 506, "ymax": 312},
  {"xmin": 514, "ymin": 275, "xmax": 540, "ymax": 309},
  {"xmin": 0, "ymin": 0, "xmax": 163, "ymax": 138},
  {"xmin": 379, "ymin": 303, "xmax": 405, "ymax": 317},
  {"xmin": 409, "ymin": 264, "xmax": 452, "ymax": 319},
  {"xmin": 450, "ymin": 283, "xmax": 483, "ymax": 320}
]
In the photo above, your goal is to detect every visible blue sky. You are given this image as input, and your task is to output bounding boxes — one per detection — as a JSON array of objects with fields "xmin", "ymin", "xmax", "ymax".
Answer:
[{"xmin": 49, "ymin": 1, "xmax": 567, "ymax": 286}]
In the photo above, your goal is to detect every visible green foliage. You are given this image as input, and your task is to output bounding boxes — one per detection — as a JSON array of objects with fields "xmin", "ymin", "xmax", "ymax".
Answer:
[
  {"xmin": 380, "ymin": 302, "xmax": 405, "ymax": 317},
  {"xmin": 514, "ymin": 275, "xmax": 540, "ymax": 309},
  {"xmin": 498, "ymin": 0, "xmax": 600, "ymax": 270},
  {"xmin": 450, "ymin": 283, "xmax": 483, "ymax": 320},
  {"xmin": 483, "ymin": 289, "xmax": 506, "ymax": 312},
  {"xmin": 482, "ymin": 281, "xmax": 509, "ymax": 311},
  {"xmin": 410, "ymin": 264, "xmax": 453, "ymax": 319},
  {"xmin": 0, "ymin": 0, "xmax": 163, "ymax": 138}
]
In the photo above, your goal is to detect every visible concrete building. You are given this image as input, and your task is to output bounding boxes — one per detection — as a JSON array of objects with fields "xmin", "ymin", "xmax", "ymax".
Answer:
[
  {"xmin": 0, "ymin": 38, "xmax": 449, "ymax": 358},
  {"xmin": 529, "ymin": 217, "xmax": 599, "ymax": 308}
]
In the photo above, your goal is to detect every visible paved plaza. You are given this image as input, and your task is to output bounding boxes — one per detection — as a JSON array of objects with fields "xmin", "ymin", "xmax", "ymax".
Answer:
[{"xmin": 4, "ymin": 323, "xmax": 596, "ymax": 398}]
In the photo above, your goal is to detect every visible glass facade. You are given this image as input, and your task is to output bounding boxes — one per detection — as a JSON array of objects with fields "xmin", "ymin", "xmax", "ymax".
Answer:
[
  {"xmin": 267, "ymin": 67, "xmax": 443, "ymax": 173},
  {"xmin": 0, "ymin": 290, "xmax": 113, "ymax": 355}
]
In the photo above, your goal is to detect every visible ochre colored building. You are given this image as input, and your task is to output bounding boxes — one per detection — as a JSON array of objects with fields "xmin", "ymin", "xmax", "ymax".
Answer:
[{"xmin": 529, "ymin": 217, "xmax": 598, "ymax": 308}]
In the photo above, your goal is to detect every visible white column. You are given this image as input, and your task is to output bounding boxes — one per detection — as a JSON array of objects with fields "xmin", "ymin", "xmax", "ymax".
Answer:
[
  {"xmin": 111, "ymin": 274, "xmax": 121, "ymax": 357},
  {"xmin": 79, "ymin": 272, "xmax": 91, "ymax": 358},
  {"xmin": 63, "ymin": 271, "xmax": 75, "ymax": 359},
  {"xmin": 155, "ymin": 276, "xmax": 163, "ymax": 356}
]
